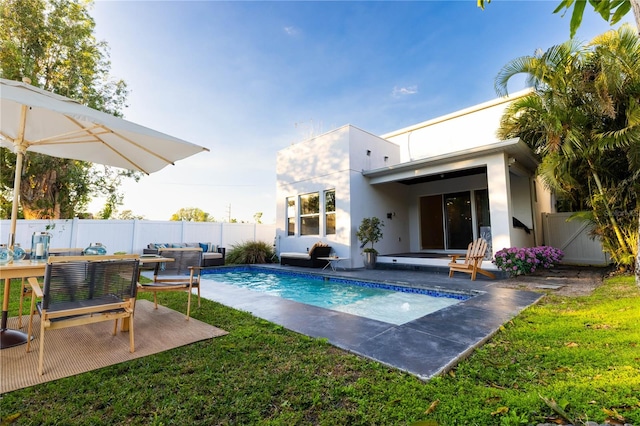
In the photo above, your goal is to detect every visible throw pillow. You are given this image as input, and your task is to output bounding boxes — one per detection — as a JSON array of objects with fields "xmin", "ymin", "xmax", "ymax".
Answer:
[{"xmin": 199, "ymin": 243, "xmax": 209, "ymax": 252}]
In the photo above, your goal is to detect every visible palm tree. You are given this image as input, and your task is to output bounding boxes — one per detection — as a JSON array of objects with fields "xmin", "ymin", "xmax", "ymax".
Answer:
[
  {"xmin": 591, "ymin": 26, "xmax": 640, "ymax": 272},
  {"xmin": 477, "ymin": 1, "xmax": 640, "ymax": 38},
  {"xmin": 495, "ymin": 24, "xmax": 640, "ymax": 268}
]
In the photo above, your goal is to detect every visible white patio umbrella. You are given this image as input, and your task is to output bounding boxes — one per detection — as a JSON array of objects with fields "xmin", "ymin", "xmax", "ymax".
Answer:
[{"xmin": 0, "ymin": 77, "xmax": 210, "ymax": 348}]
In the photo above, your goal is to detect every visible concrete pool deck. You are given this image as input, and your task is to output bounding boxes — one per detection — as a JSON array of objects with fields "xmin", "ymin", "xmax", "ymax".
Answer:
[{"xmin": 198, "ymin": 265, "xmax": 544, "ymax": 380}]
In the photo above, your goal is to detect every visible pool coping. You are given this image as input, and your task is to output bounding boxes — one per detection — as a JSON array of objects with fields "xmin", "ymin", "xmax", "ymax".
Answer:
[{"xmin": 198, "ymin": 265, "xmax": 544, "ymax": 381}]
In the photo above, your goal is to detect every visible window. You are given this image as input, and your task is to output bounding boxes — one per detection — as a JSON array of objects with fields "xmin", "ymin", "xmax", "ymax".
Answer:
[
  {"xmin": 299, "ymin": 192, "xmax": 320, "ymax": 235},
  {"xmin": 286, "ymin": 197, "xmax": 296, "ymax": 236},
  {"xmin": 324, "ymin": 190, "xmax": 335, "ymax": 235}
]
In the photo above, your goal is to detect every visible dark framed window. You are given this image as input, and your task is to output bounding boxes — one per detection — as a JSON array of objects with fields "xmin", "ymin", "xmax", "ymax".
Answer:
[
  {"xmin": 286, "ymin": 197, "xmax": 296, "ymax": 236},
  {"xmin": 299, "ymin": 192, "xmax": 320, "ymax": 235},
  {"xmin": 324, "ymin": 190, "xmax": 335, "ymax": 235}
]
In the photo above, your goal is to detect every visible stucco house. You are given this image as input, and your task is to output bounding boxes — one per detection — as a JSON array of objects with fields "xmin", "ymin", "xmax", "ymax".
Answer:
[{"xmin": 275, "ymin": 89, "xmax": 555, "ymax": 271}]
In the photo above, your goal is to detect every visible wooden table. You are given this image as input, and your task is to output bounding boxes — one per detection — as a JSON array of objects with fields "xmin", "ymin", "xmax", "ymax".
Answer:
[{"xmin": 0, "ymin": 256, "xmax": 172, "ymax": 349}]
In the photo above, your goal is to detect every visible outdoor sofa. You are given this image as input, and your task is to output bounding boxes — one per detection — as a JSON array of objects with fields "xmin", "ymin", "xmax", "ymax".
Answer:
[
  {"xmin": 280, "ymin": 242, "xmax": 332, "ymax": 268},
  {"xmin": 144, "ymin": 242, "xmax": 225, "ymax": 267}
]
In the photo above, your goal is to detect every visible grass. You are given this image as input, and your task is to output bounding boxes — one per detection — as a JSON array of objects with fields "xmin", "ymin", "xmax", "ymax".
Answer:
[{"xmin": 1, "ymin": 273, "xmax": 639, "ymax": 425}]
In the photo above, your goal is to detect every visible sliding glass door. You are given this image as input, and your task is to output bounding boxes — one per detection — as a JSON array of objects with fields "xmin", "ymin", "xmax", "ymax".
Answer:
[
  {"xmin": 419, "ymin": 189, "xmax": 490, "ymax": 250},
  {"xmin": 444, "ymin": 192, "xmax": 473, "ymax": 249}
]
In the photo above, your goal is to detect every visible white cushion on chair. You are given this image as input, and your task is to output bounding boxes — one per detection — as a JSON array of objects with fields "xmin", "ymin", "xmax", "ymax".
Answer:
[
  {"xmin": 202, "ymin": 252, "xmax": 222, "ymax": 260},
  {"xmin": 279, "ymin": 252, "xmax": 311, "ymax": 260}
]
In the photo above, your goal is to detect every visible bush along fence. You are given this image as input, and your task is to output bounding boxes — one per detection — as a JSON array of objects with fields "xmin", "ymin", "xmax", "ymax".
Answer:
[{"xmin": 493, "ymin": 246, "xmax": 564, "ymax": 277}]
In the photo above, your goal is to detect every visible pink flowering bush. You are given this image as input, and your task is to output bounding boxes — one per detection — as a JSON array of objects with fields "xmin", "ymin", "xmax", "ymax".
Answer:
[{"xmin": 492, "ymin": 246, "xmax": 564, "ymax": 277}]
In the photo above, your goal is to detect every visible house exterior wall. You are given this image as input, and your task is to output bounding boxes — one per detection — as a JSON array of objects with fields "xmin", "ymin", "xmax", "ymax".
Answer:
[
  {"xmin": 382, "ymin": 89, "xmax": 533, "ymax": 162},
  {"xmin": 275, "ymin": 126, "xmax": 351, "ymax": 257},
  {"xmin": 275, "ymin": 125, "xmax": 402, "ymax": 268},
  {"xmin": 508, "ymin": 173, "xmax": 536, "ymax": 249},
  {"xmin": 349, "ymin": 178, "xmax": 409, "ymax": 263},
  {"xmin": 347, "ymin": 127, "xmax": 406, "ymax": 266},
  {"xmin": 532, "ymin": 177, "xmax": 555, "ymax": 245}
]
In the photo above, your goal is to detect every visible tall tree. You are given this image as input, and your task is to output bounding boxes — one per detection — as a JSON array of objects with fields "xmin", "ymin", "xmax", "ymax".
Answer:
[
  {"xmin": 170, "ymin": 207, "xmax": 216, "ymax": 222},
  {"xmin": 495, "ymin": 24, "xmax": 639, "ymax": 269},
  {"xmin": 0, "ymin": 0, "xmax": 138, "ymax": 219}
]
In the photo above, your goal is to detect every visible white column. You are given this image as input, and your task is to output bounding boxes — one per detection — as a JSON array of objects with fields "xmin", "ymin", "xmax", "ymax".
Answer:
[{"xmin": 486, "ymin": 153, "xmax": 512, "ymax": 256}]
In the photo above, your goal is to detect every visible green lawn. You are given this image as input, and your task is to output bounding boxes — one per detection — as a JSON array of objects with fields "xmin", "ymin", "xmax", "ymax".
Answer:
[{"xmin": 1, "ymin": 274, "xmax": 638, "ymax": 425}]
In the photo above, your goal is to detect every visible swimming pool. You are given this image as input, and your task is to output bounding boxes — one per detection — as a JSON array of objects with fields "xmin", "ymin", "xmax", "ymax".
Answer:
[{"xmin": 201, "ymin": 267, "xmax": 474, "ymax": 325}]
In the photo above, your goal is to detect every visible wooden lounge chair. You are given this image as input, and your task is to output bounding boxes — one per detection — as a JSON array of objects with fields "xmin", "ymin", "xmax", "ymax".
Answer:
[
  {"xmin": 448, "ymin": 238, "xmax": 496, "ymax": 281},
  {"xmin": 26, "ymin": 255, "xmax": 140, "ymax": 375},
  {"xmin": 137, "ymin": 248, "xmax": 202, "ymax": 320}
]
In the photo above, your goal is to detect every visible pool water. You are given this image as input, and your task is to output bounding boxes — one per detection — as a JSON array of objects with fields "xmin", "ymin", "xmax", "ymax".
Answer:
[{"xmin": 202, "ymin": 268, "xmax": 472, "ymax": 325}]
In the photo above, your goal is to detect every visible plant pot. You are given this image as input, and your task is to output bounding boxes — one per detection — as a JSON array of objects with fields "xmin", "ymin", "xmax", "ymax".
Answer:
[{"xmin": 363, "ymin": 252, "xmax": 377, "ymax": 269}]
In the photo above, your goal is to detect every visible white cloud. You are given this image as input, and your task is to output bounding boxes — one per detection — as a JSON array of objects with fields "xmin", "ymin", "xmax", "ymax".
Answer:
[
  {"xmin": 392, "ymin": 85, "xmax": 418, "ymax": 97},
  {"xmin": 284, "ymin": 26, "xmax": 299, "ymax": 36}
]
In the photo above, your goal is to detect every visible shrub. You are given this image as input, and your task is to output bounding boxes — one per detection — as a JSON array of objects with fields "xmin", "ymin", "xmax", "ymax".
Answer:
[
  {"xmin": 493, "ymin": 245, "xmax": 564, "ymax": 277},
  {"xmin": 225, "ymin": 241, "xmax": 275, "ymax": 264}
]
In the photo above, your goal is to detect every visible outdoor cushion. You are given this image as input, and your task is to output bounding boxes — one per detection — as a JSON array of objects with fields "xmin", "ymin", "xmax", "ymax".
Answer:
[
  {"xmin": 279, "ymin": 252, "xmax": 311, "ymax": 260},
  {"xmin": 146, "ymin": 242, "xmax": 224, "ymax": 267},
  {"xmin": 280, "ymin": 245, "xmax": 331, "ymax": 268},
  {"xmin": 202, "ymin": 253, "xmax": 222, "ymax": 262}
]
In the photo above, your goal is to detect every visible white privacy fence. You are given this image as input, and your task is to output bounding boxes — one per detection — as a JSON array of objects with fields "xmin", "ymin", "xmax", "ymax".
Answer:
[
  {"xmin": 541, "ymin": 212, "xmax": 610, "ymax": 266},
  {"xmin": 0, "ymin": 219, "xmax": 276, "ymax": 255}
]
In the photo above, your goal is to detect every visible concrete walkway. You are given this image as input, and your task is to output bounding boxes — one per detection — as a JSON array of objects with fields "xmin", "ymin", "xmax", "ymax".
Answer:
[{"xmin": 198, "ymin": 265, "xmax": 545, "ymax": 380}]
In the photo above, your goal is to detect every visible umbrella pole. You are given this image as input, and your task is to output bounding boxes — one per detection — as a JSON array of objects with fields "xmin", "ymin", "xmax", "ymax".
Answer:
[{"xmin": 1, "ymin": 127, "xmax": 30, "ymax": 348}]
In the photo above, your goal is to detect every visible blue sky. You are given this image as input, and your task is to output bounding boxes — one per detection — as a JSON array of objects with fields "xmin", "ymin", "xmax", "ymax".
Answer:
[{"xmin": 90, "ymin": 0, "xmax": 633, "ymax": 223}]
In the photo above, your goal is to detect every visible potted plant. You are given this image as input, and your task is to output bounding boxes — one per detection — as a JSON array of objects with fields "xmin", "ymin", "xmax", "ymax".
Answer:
[{"xmin": 356, "ymin": 217, "xmax": 384, "ymax": 269}]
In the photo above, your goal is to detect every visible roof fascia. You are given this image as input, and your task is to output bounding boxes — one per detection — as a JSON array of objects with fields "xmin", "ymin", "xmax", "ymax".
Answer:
[{"xmin": 363, "ymin": 138, "xmax": 539, "ymax": 183}]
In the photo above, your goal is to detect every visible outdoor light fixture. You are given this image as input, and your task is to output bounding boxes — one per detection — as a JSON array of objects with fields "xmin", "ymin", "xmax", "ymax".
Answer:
[{"xmin": 366, "ymin": 150, "xmax": 371, "ymax": 156}]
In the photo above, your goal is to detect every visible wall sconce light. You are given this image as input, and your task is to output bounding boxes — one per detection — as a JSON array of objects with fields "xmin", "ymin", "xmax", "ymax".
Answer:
[
  {"xmin": 386, "ymin": 212, "xmax": 393, "ymax": 219},
  {"xmin": 384, "ymin": 156, "xmax": 389, "ymax": 162},
  {"xmin": 366, "ymin": 150, "xmax": 371, "ymax": 156}
]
